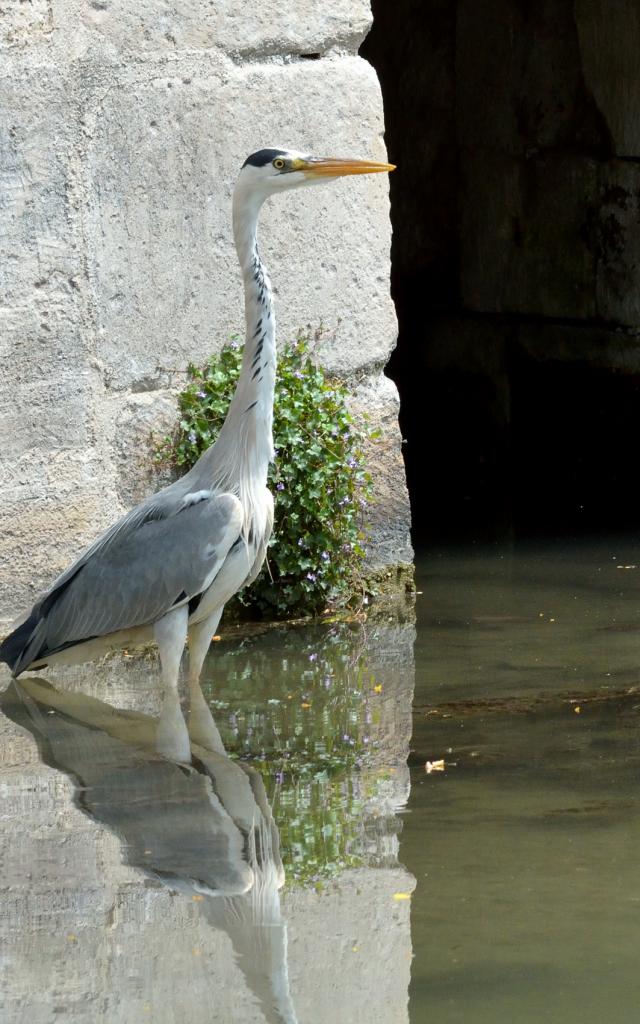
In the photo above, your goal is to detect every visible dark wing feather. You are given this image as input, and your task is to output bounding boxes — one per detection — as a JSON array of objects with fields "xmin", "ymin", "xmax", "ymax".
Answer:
[{"xmin": 4, "ymin": 491, "xmax": 242, "ymax": 675}]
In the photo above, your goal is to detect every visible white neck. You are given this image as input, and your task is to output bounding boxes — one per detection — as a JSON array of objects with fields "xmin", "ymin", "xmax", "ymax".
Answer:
[
  {"xmin": 189, "ymin": 185, "xmax": 276, "ymax": 533},
  {"xmin": 228, "ymin": 185, "xmax": 277, "ymax": 469}
]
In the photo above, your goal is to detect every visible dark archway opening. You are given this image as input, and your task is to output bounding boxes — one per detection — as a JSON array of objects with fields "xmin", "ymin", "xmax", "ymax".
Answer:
[{"xmin": 361, "ymin": 1, "xmax": 640, "ymax": 546}]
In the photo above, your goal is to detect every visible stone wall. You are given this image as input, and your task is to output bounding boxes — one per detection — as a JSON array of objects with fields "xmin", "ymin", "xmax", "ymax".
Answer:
[
  {"xmin": 363, "ymin": 0, "xmax": 640, "ymax": 540},
  {"xmin": 0, "ymin": 1, "xmax": 412, "ymax": 626}
]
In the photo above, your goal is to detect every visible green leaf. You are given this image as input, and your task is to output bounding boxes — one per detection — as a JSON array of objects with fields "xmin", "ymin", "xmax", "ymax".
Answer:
[{"xmin": 156, "ymin": 330, "xmax": 373, "ymax": 618}]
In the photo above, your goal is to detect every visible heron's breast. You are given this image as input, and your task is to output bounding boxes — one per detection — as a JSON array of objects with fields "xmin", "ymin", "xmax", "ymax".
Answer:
[{"xmin": 188, "ymin": 536, "xmax": 258, "ymax": 623}]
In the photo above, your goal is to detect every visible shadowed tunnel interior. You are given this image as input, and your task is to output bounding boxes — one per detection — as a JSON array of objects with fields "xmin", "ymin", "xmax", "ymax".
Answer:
[{"xmin": 362, "ymin": 0, "xmax": 640, "ymax": 545}]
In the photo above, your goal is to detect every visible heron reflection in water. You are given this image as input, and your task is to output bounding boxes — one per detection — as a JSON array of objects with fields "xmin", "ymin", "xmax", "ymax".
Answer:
[{"xmin": 1, "ymin": 678, "xmax": 298, "ymax": 1024}]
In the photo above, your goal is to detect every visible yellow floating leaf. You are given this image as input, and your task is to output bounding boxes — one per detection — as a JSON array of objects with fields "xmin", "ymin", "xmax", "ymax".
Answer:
[
  {"xmin": 352, "ymin": 945, "xmax": 359, "ymax": 953},
  {"xmin": 212, "ymin": 635, "xmax": 222, "ymax": 641},
  {"xmin": 392, "ymin": 892, "xmax": 411, "ymax": 901},
  {"xmin": 192, "ymin": 894, "xmax": 204, "ymax": 902},
  {"xmin": 301, "ymin": 702, "xmax": 312, "ymax": 708},
  {"xmin": 425, "ymin": 759, "xmax": 446, "ymax": 773},
  {"xmin": 373, "ymin": 684, "xmax": 383, "ymax": 693},
  {"xmin": 574, "ymin": 706, "xmax": 581, "ymax": 714}
]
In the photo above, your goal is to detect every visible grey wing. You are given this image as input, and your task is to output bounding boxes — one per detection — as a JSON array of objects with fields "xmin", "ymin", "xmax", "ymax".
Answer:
[{"xmin": 17, "ymin": 491, "xmax": 242, "ymax": 671}]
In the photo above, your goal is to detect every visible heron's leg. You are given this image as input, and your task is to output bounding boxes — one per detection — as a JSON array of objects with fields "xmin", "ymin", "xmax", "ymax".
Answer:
[
  {"xmin": 154, "ymin": 605, "xmax": 191, "ymax": 763},
  {"xmin": 187, "ymin": 608, "xmax": 225, "ymax": 753}
]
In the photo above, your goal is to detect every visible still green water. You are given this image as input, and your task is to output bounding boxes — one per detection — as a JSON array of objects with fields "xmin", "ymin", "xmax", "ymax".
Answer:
[{"xmin": 1, "ymin": 540, "xmax": 639, "ymax": 1022}]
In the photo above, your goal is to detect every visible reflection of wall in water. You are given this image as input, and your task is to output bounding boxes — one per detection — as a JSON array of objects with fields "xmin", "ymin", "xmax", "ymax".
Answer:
[{"xmin": 0, "ymin": 617, "xmax": 415, "ymax": 1023}]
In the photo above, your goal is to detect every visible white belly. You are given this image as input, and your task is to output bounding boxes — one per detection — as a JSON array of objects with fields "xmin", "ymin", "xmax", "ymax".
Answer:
[{"xmin": 188, "ymin": 541, "xmax": 255, "ymax": 624}]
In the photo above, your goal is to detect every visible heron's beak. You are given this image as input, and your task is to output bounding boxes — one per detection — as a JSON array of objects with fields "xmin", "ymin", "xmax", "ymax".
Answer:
[{"xmin": 298, "ymin": 156, "xmax": 396, "ymax": 178}]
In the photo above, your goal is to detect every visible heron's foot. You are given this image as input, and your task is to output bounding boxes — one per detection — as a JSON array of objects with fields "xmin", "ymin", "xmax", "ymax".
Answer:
[
  {"xmin": 188, "ymin": 687, "xmax": 225, "ymax": 754},
  {"xmin": 156, "ymin": 698, "xmax": 192, "ymax": 764}
]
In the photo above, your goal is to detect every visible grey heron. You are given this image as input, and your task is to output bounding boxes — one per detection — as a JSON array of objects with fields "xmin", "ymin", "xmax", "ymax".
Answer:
[{"xmin": 0, "ymin": 148, "xmax": 394, "ymax": 762}]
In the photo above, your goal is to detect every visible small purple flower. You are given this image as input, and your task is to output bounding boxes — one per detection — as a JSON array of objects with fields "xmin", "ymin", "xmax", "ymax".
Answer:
[
  {"xmin": 276, "ymin": 482, "xmax": 285, "ymax": 491},
  {"xmin": 359, "ymin": 498, "xmax": 368, "ymax": 509},
  {"xmin": 342, "ymin": 734, "xmax": 350, "ymax": 742},
  {"xmin": 346, "ymin": 456, "xmax": 357, "ymax": 469},
  {"xmin": 321, "ymin": 550, "xmax": 330, "ymax": 562},
  {"xmin": 196, "ymin": 390, "xmax": 206, "ymax": 399},
  {"xmin": 338, "ymin": 496, "xmax": 350, "ymax": 507},
  {"xmin": 275, "ymin": 770, "xmax": 285, "ymax": 784},
  {"xmin": 188, "ymin": 431, "xmax": 197, "ymax": 443},
  {"xmin": 298, "ymin": 538, "xmax": 305, "ymax": 547},
  {"xmin": 229, "ymin": 339, "xmax": 240, "ymax": 350},
  {"xmin": 306, "ymin": 572, "xmax": 317, "ymax": 583},
  {"xmin": 308, "ymin": 652, "xmax": 318, "ymax": 662},
  {"xmin": 293, "ymin": 370, "xmax": 304, "ymax": 380},
  {"xmin": 341, "ymin": 542, "xmax": 353, "ymax": 553}
]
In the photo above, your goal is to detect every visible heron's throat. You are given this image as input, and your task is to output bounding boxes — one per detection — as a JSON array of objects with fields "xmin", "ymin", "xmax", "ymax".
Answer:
[{"xmin": 200, "ymin": 192, "xmax": 276, "ymax": 532}]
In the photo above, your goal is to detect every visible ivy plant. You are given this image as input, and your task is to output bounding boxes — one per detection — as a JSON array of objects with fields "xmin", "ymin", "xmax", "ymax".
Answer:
[{"xmin": 157, "ymin": 336, "xmax": 376, "ymax": 618}]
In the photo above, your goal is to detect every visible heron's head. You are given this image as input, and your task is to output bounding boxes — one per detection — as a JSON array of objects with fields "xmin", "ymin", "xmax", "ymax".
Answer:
[{"xmin": 237, "ymin": 147, "xmax": 395, "ymax": 200}]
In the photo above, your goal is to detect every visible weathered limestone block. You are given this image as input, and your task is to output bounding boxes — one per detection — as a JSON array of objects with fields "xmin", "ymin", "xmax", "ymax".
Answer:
[
  {"xmin": 461, "ymin": 151, "xmax": 597, "ymax": 319},
  {"xmin": 0, "ymin": 64, "xmax": 117, "ymax": 617},
  {"xmin": 517, "ymin": 321, "xmax": 640, "ymax": 374},
  {"xmin": 576, "ymin": 0, "xmax": 640, "ymax": 157},
  {"xmin": 457, "ymin": 0, "xmax": 614, "ymax": 158},
  {"xmin": 57, "ymin": 0, "xmax": 371, "ymax": 58},
  {"xmin": 109, "ymin": 390, "xmax": 178, "ymax": 508},
  {"xmin": 349, "ymin": 373, "xmax": 413, "ymax": 569},
  {"xmin": 0, "ymin": 0, "xmax": 52, "ymax": 48},
  {"xmin": 87, "ymin": 56, "xmax": 396, "ymax": 390},
  {"xmin": 594, "ymin": 162, "xmax": 640, "ymax": 326}
]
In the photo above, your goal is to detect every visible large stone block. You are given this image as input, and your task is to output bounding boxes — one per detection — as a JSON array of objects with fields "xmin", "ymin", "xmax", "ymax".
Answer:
[
  {"xmin": 576, "ymin": 0, "xmax": 640, "ymax": 157},
  {"xmin": 86, "ymin": 55, "xmax": 396, "ymax": 390},
  {"xmin": 0, "ymin": 65, "xmax": 79, "ymax": 310},
  {"xmin": 56, "ymin": 0, "xmax": 371, "ymax": 58},
  {"xmin": 109, "ymin": 390, "xmax": 178, "ymax": 507},
  {"xmin": 516, "ymin": 321, "xmax": 640, "ymax": 373},
  {"xmin": 349, "ymin": 374, "xmax": 413, "ymax": 569},
  {"xmin": 0, "ymin": 64, "xmax": 116, "ymax": 620},
  {"xmin": 457, "ymin": 0, "xmax": 614, "ymax": 158},
  {"xmin": 594, "ymin": 162, "xmax": 640, "ymax": 327},
  {"xmin": 460, "ymin": 151, "xmax": 597, "ymax": 319},
  {"xmin": 0, "ymin": 0, "xmax": 52, "ymax": 48}
]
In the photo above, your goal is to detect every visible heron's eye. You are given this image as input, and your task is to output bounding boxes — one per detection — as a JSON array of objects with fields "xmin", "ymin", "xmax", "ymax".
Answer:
[{"xmin": 273, "ymin": 158, "xmax": 286, "ymax": 170}]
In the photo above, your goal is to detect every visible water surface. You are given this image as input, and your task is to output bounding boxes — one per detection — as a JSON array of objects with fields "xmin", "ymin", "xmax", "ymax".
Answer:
[
  {"xmin": 408, "ymin": 538, "xmax": 640, "ymax": 1023},
  {"xmin": 2, "ymin": 539, "xmax": 640, "ymax": 1022}
]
